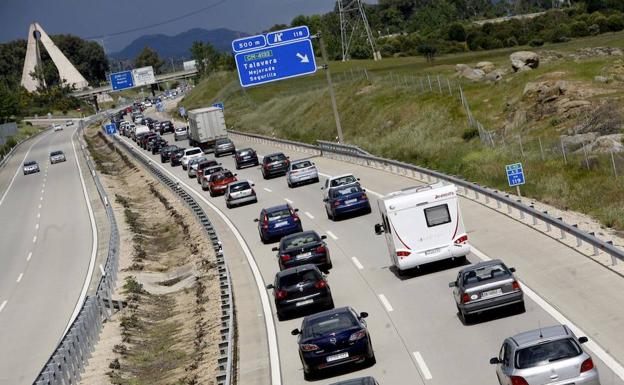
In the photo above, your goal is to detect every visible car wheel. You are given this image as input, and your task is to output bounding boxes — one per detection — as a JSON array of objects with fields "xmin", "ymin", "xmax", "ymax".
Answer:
[
  {"xmin": 226, "ymin": 201, "xmax": 232, "ymax": 209},
  {"xmin": 209, "ymin": 189, "xmax": 215, "ymax": 197},
  {"xmin": 277, "ymin": 310, "xmax": 286, "ymax": 321},
  {"xmin": 287, "ymin": 180, "xmax": 292, "ymax": 188},
  {"xmin": 303, "ymin": 366, "xmax": 316, "ymax": 381},
  {"xmin": 235, "ymin": 164, "xmax": 240, "ymax": 170},
  {"xmin": 327, "ymin": 298, "xmax": 335, "ymax": 310},
  {"xmin": 260, "ymin": 234, "xmax": 268, "ymax": 244},
  {"xmin": 460, "ymin": 310, "xmax": 473, "ymax": 325},
  {"xmin": 161, "ymin": 158, "xmax": 165, "ymax": 163},
  {"xmin": 364, "ymin": 206, "xmax": 372, "ymax": 215},
  {"xmin": 313, "ymin": 177, "xmax": 320, "ymax": 183},
  {"xmin": 326, "ymin": 208, "xmax": 331, "ymax": 220},
  {"xmin": 366, "ymin": 349, "xmax": 376, "ymax": 366},
  {"xmin": 517, "ymin": 301, "xmax": 526, "ymax": 314},
  {"xmin": 262, "ymin": 172, "xmax": 268, "ymax": 180},
  {"xmin": 325, "ymin": 261, "xmax": 333, "ymax": 271}
]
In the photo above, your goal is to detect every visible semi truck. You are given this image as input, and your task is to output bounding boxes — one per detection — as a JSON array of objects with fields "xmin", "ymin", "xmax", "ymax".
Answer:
[{"xmin": 187, "ymin": 106, "xmax": 227, "ymax": 153}]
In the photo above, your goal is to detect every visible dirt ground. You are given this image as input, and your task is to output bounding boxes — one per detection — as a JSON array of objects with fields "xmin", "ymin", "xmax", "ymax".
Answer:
[{"xmin": 78, "ymin": 128, "xmax": 222, "ymax": 385}]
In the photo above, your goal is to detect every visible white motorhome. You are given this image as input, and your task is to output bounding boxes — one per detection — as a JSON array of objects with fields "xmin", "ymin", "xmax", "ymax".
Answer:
[
  {"xmin": 374, "ymin": 182, "xmax": 470, "ymax": 274},
  {"xmin": 132, "ymin": 125, "xmax": 150, "ymax": 140}
]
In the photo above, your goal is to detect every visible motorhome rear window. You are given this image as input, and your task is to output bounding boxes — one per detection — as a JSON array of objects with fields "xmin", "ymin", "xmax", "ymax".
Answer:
[{"xmin": 424, "ymin": 204, "xmax": 451, "ymax": 227}]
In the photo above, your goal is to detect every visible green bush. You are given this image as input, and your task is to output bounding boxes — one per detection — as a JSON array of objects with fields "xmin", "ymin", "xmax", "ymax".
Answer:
[
  {"xmin": 529, "ymin": 38, "xmax": 545, "ymax": 47},
  {"xmin": 607, "ymin": 14, "xmax": 624, "ymax": 31},
  {"xmin": 462, "ymin": 127, "xmax": 479, "ymax": 141},
  {"xmin": 569, "ymin": 21, "xmax": 590, "ymax": 37}
]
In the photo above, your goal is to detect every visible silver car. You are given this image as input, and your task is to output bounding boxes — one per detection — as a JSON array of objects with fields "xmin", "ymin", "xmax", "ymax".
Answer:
[
  {"xmin": 200, "ymin": 166, "xmax": 224, "ymax": 191},
  {"xmin": 214, "ymin": 138, "xmax": 235, "ymax": 157},
  {"xmin": 23, "ymin": 160, "xmax": 40, "ymax": 175},
  {"xmin": 174, "ymin": 126, "xmax": 188, "ymax": 141},
  {"xmin": 449, "ymin": 259, "xmax": 524, "ymax": 324},
  {"xmin": 50, "ymin": 150, "xmax": 66, "ymax": 164},
  {"xmin": 490, "ymin": 325, "xmax": 600, "ymax": 385},
  {"xmin": 286, "ymin": 160, "xmax": 319, "ymax": 188},
  {"xmin": 225, "ymin": 180, "xmax": 257, "ymax": 208},
  {"xmin": 187, "ymin": 156, "xmax": 209, "ymax": 178}
]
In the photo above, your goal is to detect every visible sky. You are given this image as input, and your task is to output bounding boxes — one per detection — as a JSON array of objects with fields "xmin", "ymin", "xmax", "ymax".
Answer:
[{"xmin": 0, "ymin": 0, "xmax": 336, "ymax": 52}]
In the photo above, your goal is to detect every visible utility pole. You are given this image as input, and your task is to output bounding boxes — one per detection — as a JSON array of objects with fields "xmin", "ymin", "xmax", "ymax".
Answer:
[
  {"xmin": 338, "ymin": 0, "xmax": 381, "ymax": 61},
  {"xmin": 318, "ymin": 33, "xmax": 344, "ymax": 143},
  {"xmin": 171, "ymin": 57, "xmax": 175, "ymax": 73}
]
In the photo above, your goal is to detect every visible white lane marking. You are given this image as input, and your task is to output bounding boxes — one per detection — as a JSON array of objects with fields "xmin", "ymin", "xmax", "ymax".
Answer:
[
  {"xmin": 40, "ymin": 196, "xmax": 43, "ymax": 201},
  {"xmin": 317, "ymin": 171, "xmax": 384, "ymax": 198},
  {"xmin": 0, "ymin": 300, "xmax": 6, "ymax": 313},
  {"xmin": 304, "ymin": 211, "xmax": 314, "ymax": 219},
  {"xmin": 35, "ymin": 223, "xmax": 39, "ymax": 230},
  {"xmin": 32, "ymin": 235, "xmax": 37, "ymax": 243},
  {"xmin": 0, "ymin": 131, "xmax": 49, "ymax": 207},
  {"xmin": 27, "ymin": 252, "xmax": 32, "ymax": 261},
  {"xmin": 38, "ymin": 203, "xmax": 42, "ymax": 209},
  {"xmin": 378, "ymin": 294, "xmax": 394, "ymax": 312},
  {"xmin": 37, "ymin": 213, "xmax": 40, "ymax": 219},
  {"xmin": 118, "ymin": 135, "xmax": 282, "ymax": 385},
  {"xmin": 41, "ymin": 188, "xmax": 44, "ymax": 194},
  {"xmin": 61, "ymin": 124, "xmax": 99, "ymax": 339},
  {"xmin": 284, "ymin": 198, "xmax": 293, "ymax": 204},
  {"xmin": 326, "ymin": 230, "xmax": 338, "ymax": 240},
  {"xmin": 471, "ymin": 247, "xmax": 624, "ymax": 381},
  {"xmin": 413, "ymin": 351, "xmax": 433, "ymax": 380},
  {"xmin": 351, "ymin": 256, "xmax": 364, "ymax": 270},
  {"xmin": 16, "ymin": 273, "xmax": 23, "ymax": 283},
  {"xmin": 263, "ymin": 187, "xmax": 272, "ymax": 192}
]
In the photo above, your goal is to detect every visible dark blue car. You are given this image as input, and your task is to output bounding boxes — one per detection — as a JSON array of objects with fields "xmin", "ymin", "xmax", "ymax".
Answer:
[
  {"xmin": 324, "ymin": 184, "xmax": 372, "ymax": 220},
  {"xmin": 291, "ymin": 307, "xmax": 375, "ymax": 380},
  {"xmin": 255, "ymin": 204, "xmax": 303, "ymax": 244}
]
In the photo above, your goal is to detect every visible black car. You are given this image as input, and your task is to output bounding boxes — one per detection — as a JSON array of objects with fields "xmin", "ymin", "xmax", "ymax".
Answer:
[
  {"xmin": 151, "ymin": 138, "xmax": 168, "ymax": 154},
  {"xmin": 292, "ymin": 307, "xmax": 375, "ymax": 380},
  {"xmin": 146, "ymin": 135, "xmax": 161, "ymax": 151},
  {"xmin": 329, "ymin": 378, "xmax": 379, "ymax": 385},
  {"xmin": 158, "ymin": 120, "xmax": 174, "ymax": 135},
  {"xmin": 134, "ymin": 131, "xmax": 149, "ymax": 144},
  {"xmin": 234, "ymin": 148, "xmax": 259, "ymax": 169},
  {"xmin": 261, "ymin": 152, "xmax": 290, "ymax": 179},
  {"xmin": 267, "ymin": 264, "xmax": 334, "ymax": 321},
  {"xmin": 159, "ymin": 145, "xmax": 179, "ymax": 163},
  {"xmin": 273, "ymin": 230, "xmax": 332, "ymax": 272},
  {"xmin": 170, "ymin": 148, "xmax": 186, "ymax": 166}
]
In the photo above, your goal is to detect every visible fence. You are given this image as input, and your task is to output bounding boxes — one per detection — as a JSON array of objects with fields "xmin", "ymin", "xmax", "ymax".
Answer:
[
  {"xmin": 112, "ymin": 135, "xmax": 235, "ymax": 385},
  {"xmin": 229, "ymin": 129, "xmax": 624, "ymax": 268}
]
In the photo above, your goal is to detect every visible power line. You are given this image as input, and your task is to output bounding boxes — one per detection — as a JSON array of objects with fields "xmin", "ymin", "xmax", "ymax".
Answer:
[{"xmin": 86, "ymin": 0, "xmax": 229, "ymax": 39}]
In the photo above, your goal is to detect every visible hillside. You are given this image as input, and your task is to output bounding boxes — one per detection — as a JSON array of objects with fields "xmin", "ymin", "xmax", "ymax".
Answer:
[
  {"xmin": 112, "ymin": 28, "xmax": 247, "ymax": 59},
  {"xmin": 180, "ymin": 31, "xmax": 624, "ymax": 232}
]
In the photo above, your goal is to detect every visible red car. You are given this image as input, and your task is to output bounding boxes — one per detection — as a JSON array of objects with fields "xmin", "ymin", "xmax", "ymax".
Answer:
[{"xmin": 207, "ymin": 170, "xmax": 237, "ymax": 197}]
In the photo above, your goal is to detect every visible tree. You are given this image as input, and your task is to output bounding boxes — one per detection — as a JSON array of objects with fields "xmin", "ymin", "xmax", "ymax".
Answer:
[
  {"xmin": 448, "ymin": 22, "xmax": 467, "ymax": 41},
  {"xmin": 189, "ymin": 41, "xmax": 219, "ymax": 78},
  {"xmin": 134, "ymin": 46, "xmax": 165, "ymax": 74},
  {"xmin": 417, "ymin": 43, "xmax": 437, "ymax": 62}
]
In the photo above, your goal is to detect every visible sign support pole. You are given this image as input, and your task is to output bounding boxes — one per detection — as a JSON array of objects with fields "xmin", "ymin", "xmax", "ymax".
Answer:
[
  {"xmin": 318, "ymin": 34, "xmax": 345, "ymax": 144},
  {"xmin": 516, "ymin": 185, "xmax": 521, "ymax": 198}
]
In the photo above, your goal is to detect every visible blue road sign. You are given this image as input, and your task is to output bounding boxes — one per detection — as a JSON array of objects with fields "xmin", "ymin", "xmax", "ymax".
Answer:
[
  {"xmin": 179, "ymin": 106, "xmax": 186, "ymax": 117},
  {"xmin": 266, "ymin": 26, "xmax": 310, "ymax": 46},
  {"xmin": 232, "ymin": 34, "xmax": 267, "ymax": 53},
  {"xmin": 212, "ymin": 102, "xmax": 224, "ymax": 110},
  {"xmin": 110, "ymin": 71, "xmax": 134, "ymax": 91},
  {"xmin": 156, "ymin": 102, "xmax": 164, "ymax": 112},
  {"xmin": 506, "ymin": 163, "xmax": 525, "ymax": 187},
  {"xmin": 105, "ymin": 123, "xmax": 117, "ymax": 135},
  {"xmin": 235, "ymin": 39, "xmax": 317, "ymax": 88}
]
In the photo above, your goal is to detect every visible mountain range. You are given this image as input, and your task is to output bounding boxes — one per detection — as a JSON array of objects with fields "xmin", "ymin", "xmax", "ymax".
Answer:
[{"xmin": 111, "ymin": 28, "xmax": 248, "ymax": 59}]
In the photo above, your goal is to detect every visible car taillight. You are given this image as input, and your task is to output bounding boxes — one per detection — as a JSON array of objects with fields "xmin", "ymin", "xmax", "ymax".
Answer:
[
  {"xmin": 315, "ymin": 280, "xmax": 327, "ymax": 289},
  {"xmin": 360, "ymin": 193, "xmax": 368, "ymax": 201},
  {"xmin": 250, "ymin": 189, "xmax": 256, "ymax": 196},
  {"xmin": 315, "ymin": 246, "xmax": 326, "ymax": 254},
  {"xmin": 454, "ymin": 235, "xmax": 468, "ymax": 244},
  {"xmin": 333, "ymin": 200, "xmax": 341, "ymax": 207},
  {"xmin": 301, "ymin": 344, "xmax": 319, "ymax": 352},
  {"xmin": 262, "ymin": 215, "xmax": 269, "ymax": 229},
  {"xmin": 462, "ymin": 293, "xmax": 471, "ymax": 303},
  {"xmin": 263, "ymin": 163, "xmax": 270, "ymax": 170},
  {"xmin": 276, "ymin": 290, "xmax": 287, "ymax": 300},
  {"xmin": 512, "ymin": 281, "xmax": 521, "ymax": 291},
  {"xmin": 510, "ymin": 376, "xmax": 529, "ymax": 385},
  {"xmin": 581, "ymin": 358, "xmax": 594, "ymax": 373},
  {"xmin": 280, "ymin": 254, "xmax": 291, "ymax": 262},
  {"xmin": 396, "ymin": 251, "xmax": 411, "ymax": 258},
  {"xmin": 349, "ymin": 330, "xmax": 366, "ymax": 342},
  {"xmin": 290, "ymin": 209, "xmax": 300, "ymax": 222}
]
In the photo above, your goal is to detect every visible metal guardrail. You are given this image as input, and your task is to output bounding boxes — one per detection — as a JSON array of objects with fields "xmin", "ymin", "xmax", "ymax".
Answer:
[
  {"xmin": 0, "ymin": 126, "xmax": 52, "ymax": 169},
  {"xmin": 112, "ymin": 135, "xmax": 235, "ymax": 385},
  {"xmin": 34, "ymin": 113, "xmax": 125, "ymax": 385},
  {"xmin": 228, "ymin": 130, "xmax": 624, "ymax": 266}
]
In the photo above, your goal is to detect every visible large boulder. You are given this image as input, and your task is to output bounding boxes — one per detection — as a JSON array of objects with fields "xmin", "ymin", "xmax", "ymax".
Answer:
[
  {"xmin": 475, "ymin": 61, "xmax": 496, "ymax": 73},
  {"xmin": 485, "ymin": 69, "xmax": 505, "ymax": 83},
  {"xmin": 510, "ymin": 51, "xmax": 540, "ymax": 72},
  {"xmin": 455, "ymin": 64, "xmax": 471, "ymax": 73},
  {"xmin": 460, "ymin": 67, "xmax": 485, "ymax": 81}
]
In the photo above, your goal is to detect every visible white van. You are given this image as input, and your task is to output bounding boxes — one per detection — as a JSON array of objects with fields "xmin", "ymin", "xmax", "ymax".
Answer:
[
  {"xmin": 133, "ymin": 124, "xmax": 150, "ymax": 138},
  {"xmin": 374, "ymin": 182, "xmax": 470, "ymax": 274}
]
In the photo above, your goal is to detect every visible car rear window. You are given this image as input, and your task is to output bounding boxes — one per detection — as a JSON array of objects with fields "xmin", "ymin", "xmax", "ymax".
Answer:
[
  {"xmin": 515, "ymin": 338, "xmax": 582, "ymax": 369},
  {"xmin": 463, "ymin": 264, "xmax": 509, "ymax": 284},
  {"xmin": 230, "ymin": 182, "xmax": 250, "ymax": 192},
  {"xmin": 283, "ymin": 233, "xmax": 319, "ymax": 250},
  {"xmin": 265, "ymin": 154, "xmax": 286, "ymax": 162},
  {"xmin": 424, "ymin": 204, "xmax": 451, "ymax": 227},
  {"xmin": 278, "ymin": 269, "xmax": 321, "ymax": 287},
  {"xmin": 216, "ymin": 139, "xmax": 231, "ymax": 145},
  {"xmin": 214, "ymin": 171, "xmax": 234, "ymax": 181},
  {"xmin": 292, "ymin": 161, "xmax": 312, "ymax": 170},
  {"xmin": 238, "ymin": 149, "xmax": 253, "ymax": 156},
  {"xmin": 305, "ymin": 311, "xmax": 358, "ymax": 338},
  {"xmin": 186, "ymin": 149, "xmax": 202, "ymax": 156},
  {"xmin": 267, "ymin": 208, "xmax": 292, "ymax": 221},
  {"xmin": 330, "ymin": 175, "xmax": 357, "ymax": 187},
  {"xmin": 175, "ymin": 127, "xmax": 186, "ymax": 132},
  {"xmin": 206, "ymin": 167, "xmax": 223, "ymax": 175},
  {"xmin": 330, "ymin": 185, "xmax": 362, "ymax": 198}
]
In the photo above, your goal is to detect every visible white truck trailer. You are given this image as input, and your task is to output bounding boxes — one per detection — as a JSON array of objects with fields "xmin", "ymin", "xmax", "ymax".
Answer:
[
  {"xmin": 374, "ymin": 182, "xmax": 470, "ymax": 275},
  {"xmin": 187, "ymin": 106, "xmax": 227, "ymax": 152}
]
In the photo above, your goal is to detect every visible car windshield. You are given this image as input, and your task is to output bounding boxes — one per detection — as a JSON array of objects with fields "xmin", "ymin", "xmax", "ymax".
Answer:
[
  {"xmin": 329, "ymin": 185, "xmax": 363, "ymax": 198},
  {"xmin": 50, "ymin": 151, "xmax": 62, "ymax": 156},
  {"xmin": 267, "ymin": 208, "xmax": 291, "ymax": 221},
  {"xmin": 282, "ymin": 233, "xmax": 319, "ymax": 250},
  {"xmin": 216, "ymin": 139, "xmax": 231, "ymax": 145},
  {"xmin": 516, "ymin": 338, "xmax": 582, "ymax": 369},
  {"xmin": 229, "ymin": 182, "xmax": 250, "ymax": 192},
  {"xmin": 305, "ymin": 311, "xmax": 358, "ymax": 338},
  {"xmin": 278, "ymin": 269, "xmax": 320, "ymax": 287},
  {"xmin": 25, "ymin": 161, "xmax": 36, "ymax": 166},
  {"xmin": 462, "ymin": 264, "xmax": 509, "ymax": 285},
  {"xmin": 292, "ymin": 161, "xmax": 312, "ymax": 170},
  {"xmin": 265, "ymin": 154, "xmax": 286, "ymax": 162},
  {"xmin": 330, "ymin": 175, "xmax": 357, "ymax": 187}
]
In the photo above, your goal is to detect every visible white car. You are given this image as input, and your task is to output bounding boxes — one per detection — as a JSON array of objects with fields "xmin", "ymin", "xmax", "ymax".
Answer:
[
  {"xmin": 321, "ymin": 173, "xmax": 359, "ymax": 201},
  {"xmin": 180, "ymin": 147, "xmax": 204, "ymax": 170},
  {"xmin": 50, "ymin": 150, "xmax": 66, "ymax": 164},
  {"xmin": 144, "ymin": 101, "xmax": 153, "ymax": 107},
  {"xmin": 53, "ymin": 124, "xmax": 63, "ymax": 132},
  {"xmin": 65, "ymin": 120, "xmax": 74, "ymax": 127}
]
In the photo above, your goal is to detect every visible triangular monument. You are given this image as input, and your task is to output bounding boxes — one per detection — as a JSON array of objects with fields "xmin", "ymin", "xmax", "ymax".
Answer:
[{"xmin": 21, "ymin": 22, "xmax": 89, "ymax": 92}]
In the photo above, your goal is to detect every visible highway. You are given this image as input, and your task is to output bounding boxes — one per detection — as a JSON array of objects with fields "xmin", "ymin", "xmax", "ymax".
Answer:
[
  {"xmin": 0, "ymin": 124, "xmax": 97, "ymax": 385},
  {"xmin": 119, "ymin": 110, "xmax": 624, "ymax": 385}
]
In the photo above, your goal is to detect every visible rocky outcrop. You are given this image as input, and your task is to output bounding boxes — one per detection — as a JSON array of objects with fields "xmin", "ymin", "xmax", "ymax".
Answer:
[
  {"xmin": 511, "ymin": 51, "xmax": 540, "ymax": 72},
  {"xmin": 475, "ymin": 61, "xmax": 496, "ymax": 73},
  {"xmin": 572, "ymin": 47, "xmax": 623, "ymax": 61}
]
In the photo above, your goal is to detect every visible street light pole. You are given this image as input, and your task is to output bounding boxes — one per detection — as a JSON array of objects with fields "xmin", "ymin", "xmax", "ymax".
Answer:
[{"xmin": 317, "ymin": 33, "xmax": 345, "ymax": 144}]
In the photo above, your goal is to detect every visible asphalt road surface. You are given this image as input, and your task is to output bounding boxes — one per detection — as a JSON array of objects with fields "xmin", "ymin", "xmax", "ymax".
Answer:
[
  {"xmin": 119, "ymin": 114, "xmax": 624, "ymax": 385},
  {"xmin": 0, "ymin": 124, "xmax": 96, "ymax": 385}
]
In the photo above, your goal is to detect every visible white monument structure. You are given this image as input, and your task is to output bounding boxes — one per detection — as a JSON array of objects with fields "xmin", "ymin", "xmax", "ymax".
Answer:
[{"xmin": 20, "ymin": 22, "xmax": 89, "ymax": 92}]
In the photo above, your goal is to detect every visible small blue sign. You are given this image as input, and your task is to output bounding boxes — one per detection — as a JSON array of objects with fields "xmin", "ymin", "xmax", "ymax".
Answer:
[
  {"xmin": 235, "ymin": 38, "xmax": 317, "ymax": 88},
  {"xmin": 232, "ymin": 34, "xmax": 267, "ymax": 53},
  {"xmin": 212, "ymin": 102, "xmax": 224, "ymax": 110},
  {"xmin": 506, "ymin": 163, "xmax": 525, "ymax": 187},
  {"xmin": 105, "ymin": 123, "xmax": 117, "ymax": 135},
  {"xmin": 156, "ymin": 102, "xmax": 164, "ymax": 112},
  {"xmin": 266, "ymin": 26, "xmax": 310, "ymax": 46},
  {"xmin": 110, "ymin": 71, "xmax": 134, "ymax": 91},
  {"xmin": 179, "ymin": 106, "xmax": 186, "ymax": 117}
]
